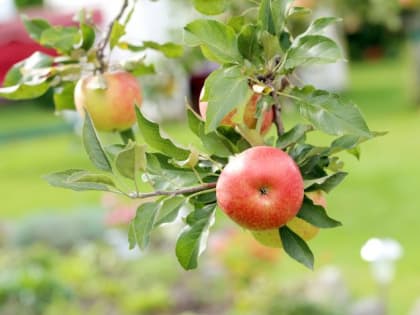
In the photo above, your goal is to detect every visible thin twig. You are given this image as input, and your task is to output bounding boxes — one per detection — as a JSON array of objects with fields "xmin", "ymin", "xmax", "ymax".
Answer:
[
  {"xmin": 96, "ymin": 0, "xmax": 130, "ymax": 73},
  {"xmin": 128, "ymin": 182, "xmax": 217, "ymax": 199},
  {"xmin": 267, "ymin": 80, "xmax": 284, "ymax": 137}
]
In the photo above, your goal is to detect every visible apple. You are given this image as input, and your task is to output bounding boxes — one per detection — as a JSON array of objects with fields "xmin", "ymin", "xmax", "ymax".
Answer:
[
  {"xmin": 251, "ymin": 190, "xmax": 327, "ymax": 248},
  {"xmin": 292, "ymin": 0, "xmax": 316, "ymax": 8},
  {"xmin": 199, "ymin": 89, "xmax": 273, "ymax": 134},
  {"xmin": 74, "ymin": 71, "xmax": 142, "ymax": 132},
  {"xmin": 216, "ymin": 146, "xmax": 304, "ymax": 230}
]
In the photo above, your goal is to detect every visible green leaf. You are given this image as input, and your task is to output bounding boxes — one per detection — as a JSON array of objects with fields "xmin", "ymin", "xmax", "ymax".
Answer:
[
  {"xmin": 146, "ymin": 153, "xmax": 200, "ymax": 191},
  {"xmin": 259, "ymin": 0, "xmax": 292, "ymax": 35},
  {"xmin": 40, "ymin": 26, "xmax": 81, "ymax": 54},
  {"xmin": 43, "ymin": 169, "xmax": 116, "ymax": 192},
  {"xmin": 227, "ymin": 15, "xmax": 246, "ymax": 33},
  {"xmin": 193, "ymin": 0, "xmax": 227, "ymax": 15},
  {"xmin": 176, "ymin": 204, "xmax": 216, "ymax": 270},
  {"xmin": 284, "ymin": 35, "xmax": 342, "ymax": 70},
  {"xmin": 21, "ymin": 15, "xmax": 51, "ymax": 42},
  {"xmin": 53, "ymin": 81, "xmax": 76, "ymax": 111},
  {"xmin": 261, "ymin": 31, "xmax": 282, "ymax": 60},
  {"xmin": 305, "ymin": 172, "xmax": 347, "ymax": 193},
  {"xmin": 297, "ymin": 196, "xmax": 342, "ymax": 228},
  {"xmin": 115, "ymin": 141, "xmax": 147, "ymax": 179},
  {"xmin": 105, "ymin": 144, "xmax": 126, "ymax": 160},
  {"xmin": 187, "ymin": 108, "xmax": 234, "ymax": 157},
  {"xmin": 119, "ymin": 128, "xmax": 136, "ymax": 144},
  {"xmin": 292, "ymin": 86, "xmax": 372, "ymax": 137},
  {"xmin": 143, "ymin": 41, "xmax": 184, "ymax": 58},
  {"xmin": 3, "ymin": 52, "xmax": 53, "ymax": 86},
  {"xmin": 238, "ymin": 24, "xmax": 263, "ymax": 63},
  {"xmin": 119, "ymin": 41, "xmax": 184, "ymax": 58},
  {"xmin": 154, "ymin": 196, "xmax": 185, "ymax": 227},
  {"xmin": 80, "ymin": 23, "xmax": 96, "ymax": 51},
  {"xmin": 277, "ymin": 124, "xmax": 313, "ymax": 149},
  {"xmin": 69, "ymin": 171, "xmax": 117, "ymax": 187},
  {"xmin": 303, "ymin": 17, "xmax": 342, "ymax": 36},
  {"xmin": 259, "ymin": 0, "xmax": 276, "ymax": 35},
  {"xmin": 82, "ymin": 111, "xmax": 112, "ymax": 172},
  {"xmin": 110, "ymin": 21, "xmax": 126, "ymax": 49},
  {"xmin": 0, "ymin": 81, "xmax": 50, "ymax": 100},
  {"xmin": 204, "ymin": 66, "xmax": 252, "ymax": 133},
  {"xmin": 329, "ymin": 131, "xmax": 386, "ymax": 155},
  {"xmin": 279, "ymin": 31, "xmax": 292, "ymax": 51},
  {"xmin": 122, "ymin": 59, "xmax": 155, "ymax": 76},
  {"xmin": 184, "ymin": 19, "xmax": 242, "ymax": 64},
  {"xmin": 279, "ymin": 225, "xmax": 314, "ymax": 269},
  {"xmin": 130, "ymin": 202, "xmax": 161, "ymax": 250},
  {"xmin": 288, "ymin": 6, "xmax": 312, "ymax": 19},
  {"xmin": 136, "ymin": 108, "xmax": 190, "ymax": 160}
]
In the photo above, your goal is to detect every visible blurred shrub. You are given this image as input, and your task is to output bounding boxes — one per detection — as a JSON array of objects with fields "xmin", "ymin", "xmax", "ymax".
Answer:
[
  {"xmin": 11, "ymin": 210, "xmax": 105, "ymax": 250},
  {"xmin": 266, "ymin": 297, "xmax": 344, "ymax": 315},
  {"xmin": 0, "ymin": 247, "xmax": 72, "ymax": 315}
]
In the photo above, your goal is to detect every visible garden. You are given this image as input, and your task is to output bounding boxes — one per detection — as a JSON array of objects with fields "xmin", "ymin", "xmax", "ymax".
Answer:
[{"xmin": 1, "ymin": 0, "xmax": 420, "ymax": 314}]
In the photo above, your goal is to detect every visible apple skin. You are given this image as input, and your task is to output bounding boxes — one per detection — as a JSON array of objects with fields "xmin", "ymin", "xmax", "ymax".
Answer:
[
  {"xmin": 199, "ymin": 90, "xmax": 273, "ymax": 134},
  {"xmin": 74, "ymin": 71, "xmax": 142, "ymax": 132},
  {"xmin": 251, "ymin": 191, "xmax": 327, "ymax": 248},
  {"xmin": 216, "ymin": 146, "xmax": 304, "ymax": 230}
]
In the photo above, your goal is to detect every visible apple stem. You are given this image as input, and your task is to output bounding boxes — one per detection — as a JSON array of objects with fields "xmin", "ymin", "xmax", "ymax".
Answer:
[
  {"xmin": 127, "ymin": 182, "xmax": 217, "ymax": 199},
  {"xmin": 96, "ymin": 0, "xmax": 130, "ymax": 73}
]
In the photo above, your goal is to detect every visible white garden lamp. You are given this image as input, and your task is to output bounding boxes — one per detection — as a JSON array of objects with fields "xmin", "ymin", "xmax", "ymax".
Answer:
[
  {"xmin": 360, "ymin": 238, "xmax": 403, "ymax": 314},
  {"xmin": 361, "ymin": 238, "xmax": 403, "ymax": 286}
]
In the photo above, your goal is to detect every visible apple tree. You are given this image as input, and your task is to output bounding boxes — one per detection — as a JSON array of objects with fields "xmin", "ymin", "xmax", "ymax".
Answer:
[{"xmin": 0, "ymin": 0, "xmax": 382, "ymax": 270}]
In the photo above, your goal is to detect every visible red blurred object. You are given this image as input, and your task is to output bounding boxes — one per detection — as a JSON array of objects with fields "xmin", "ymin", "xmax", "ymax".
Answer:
[{"xmin": 0, "ymin": 8, "xmax": 102, "ymax": 85}]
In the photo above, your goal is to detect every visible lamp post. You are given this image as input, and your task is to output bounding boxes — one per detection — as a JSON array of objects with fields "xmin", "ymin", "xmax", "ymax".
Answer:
[{"xmin": 360, "ymin": 238, "xmax": 403, "ymax": 314}]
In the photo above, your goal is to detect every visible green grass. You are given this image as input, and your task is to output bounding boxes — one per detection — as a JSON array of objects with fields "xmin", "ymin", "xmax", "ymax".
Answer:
[{"xmin": 1, "ymin": 55, "xmax": 420, "ymax": 313}]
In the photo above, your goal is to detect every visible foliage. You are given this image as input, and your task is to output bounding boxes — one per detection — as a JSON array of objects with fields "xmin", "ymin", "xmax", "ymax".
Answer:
[
  {"xmin": 0, "ymin": 0, "xmax": 381, "ymax": 270},
  {"xmin": 14, "ymin": 0, "xmax": 43, "ymax": 9}
]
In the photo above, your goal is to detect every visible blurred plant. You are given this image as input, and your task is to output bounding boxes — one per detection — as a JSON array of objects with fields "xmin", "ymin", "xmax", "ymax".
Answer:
[
  {"xmin": 0, "ymin": 247, "xmax": 72, "ymax": 315},
  {"xmin": 209, "ymin": 228, "xmax": 280, "ymax": 286},
  {"xmin": 230, "ymin": 277, "xmax": 344, "ymax": 315},
  {"xmin": 11, "ymin": 210, "xmax": 105, "ymax": 250}
]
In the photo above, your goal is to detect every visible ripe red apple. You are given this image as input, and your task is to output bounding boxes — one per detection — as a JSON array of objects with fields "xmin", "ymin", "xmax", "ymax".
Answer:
[
  {"xmin": 216, "ymin": 146, "xmax": 304, "ymax": 230},
  {"xmin": 199, "ymin": 89, "xmax": 273, "ymax": 134},
  {"xmin": 251, "ymin": 190, "xmax": 327, "ymax": 248},
  {"xmin": 74, "ymin": 71, "xmax": 142, "ymax": 132}
]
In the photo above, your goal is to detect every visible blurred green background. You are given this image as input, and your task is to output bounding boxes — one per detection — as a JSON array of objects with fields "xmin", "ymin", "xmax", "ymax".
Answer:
[{"xmin": 1, "ymin": 0, "xmax": 420, "ymax": 314}]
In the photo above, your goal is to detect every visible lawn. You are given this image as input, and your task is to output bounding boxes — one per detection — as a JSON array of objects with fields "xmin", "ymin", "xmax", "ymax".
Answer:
[{"xmin": 1, "ymin": 55, "xmax": 419, "ymax": 313}]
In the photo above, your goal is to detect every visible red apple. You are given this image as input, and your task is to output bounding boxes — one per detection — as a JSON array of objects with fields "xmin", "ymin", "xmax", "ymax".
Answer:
[
  {"xmin": 216, "ymin": 146, "xmax": 304, "ymax": 230},
  {"xmin": 74, "ymin": 71, "xmax": 142, "ymax": 132},
  {"xmin": 199, "ymin": 89, "xmax": 273, "ymax": 134}
]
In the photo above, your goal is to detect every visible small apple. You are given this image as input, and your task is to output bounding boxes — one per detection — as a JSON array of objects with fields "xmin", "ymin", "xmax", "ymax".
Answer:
[
  {"xmin": 216, "ymin": 146, "xmax": 304, "ymax": 230},
  {"xmin": 199, "ymin": 88, "xmax": 273, "ymax": 134},
  {"xmin": 292, "ymin": 0, "xmax": 316, "ymax": 8},
  {"xmin": 74, "ymin": 71, "xmax": 142, "ymax": 132},
  {"xmin": 251, "ymin": 190, "xmax": 327, "ymax": 248}
]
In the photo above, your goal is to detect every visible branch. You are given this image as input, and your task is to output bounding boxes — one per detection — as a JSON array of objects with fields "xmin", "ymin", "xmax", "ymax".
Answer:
[
  {"xmin": 96, "ymin": 0, "xmax": 130, "ymax": 73},
  {"xmin": 273, "ymin": 101, "xmax": 284, "ymax": 137},
  {"xmin": 128, "ymin": 182, "xmax": 217, "ymax": 199}
]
